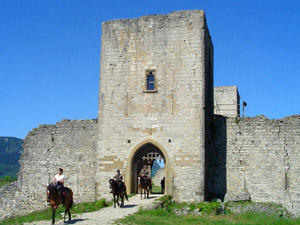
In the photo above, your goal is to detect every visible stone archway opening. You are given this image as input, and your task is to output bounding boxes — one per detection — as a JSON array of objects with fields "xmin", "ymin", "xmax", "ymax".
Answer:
[{"xmin": 130, "ymin": 143, "xmax": 166, "ymax": 194}]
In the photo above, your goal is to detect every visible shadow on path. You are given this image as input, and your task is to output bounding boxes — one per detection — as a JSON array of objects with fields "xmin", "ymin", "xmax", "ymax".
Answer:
[
  {"xmin": 65, "ymin": 218, "xmax": 88, "ymax": 224},
  {"xmin": 145, "ymin": 196, "xmax": 158, "ymax": 199},
  {"xmin": 121, "ymin": 204, "xmax": 138, "ymax": 208}
]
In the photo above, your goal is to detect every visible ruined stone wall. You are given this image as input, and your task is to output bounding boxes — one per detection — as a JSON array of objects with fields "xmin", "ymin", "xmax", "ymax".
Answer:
[
  {"xmin": 97, "ymin": 10, "xmax": 213, "ymax": 202},
  {"xmin": 214, "ymin": 86, "xmax": 240, "ymax": 117},
  {"xmin": 0, "ymin": 119, "xmax": 98, "ymax": 221},
  {"xmin": 20, "ymin": 119, "xmax": 98, "ymax": 202},
  {"xmin": 209, "ymin": 115, "xmax": 300, "ymax": 215}
]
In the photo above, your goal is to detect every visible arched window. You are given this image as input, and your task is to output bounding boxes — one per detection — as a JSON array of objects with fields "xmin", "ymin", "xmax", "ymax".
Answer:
[
  {"xmin": 147, "ymin": 72, "xmax": 155, "ymax": 90},
  {"xmin": 145, "ymin": 70, "xmax": 156, "ymax": 92}
]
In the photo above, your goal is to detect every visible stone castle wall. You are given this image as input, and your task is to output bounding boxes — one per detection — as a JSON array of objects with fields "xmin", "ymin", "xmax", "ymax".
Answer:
[
  {"xmin": 0, "ymin": 119, "xmax": 98, "ymax": 221},
  {"xmin": 96, "ymin": 10, "xmax": 213, "ymax": 202},
  {"xmin": 208, "ymin": 115, "xmax": 300, "ymax": 216}
]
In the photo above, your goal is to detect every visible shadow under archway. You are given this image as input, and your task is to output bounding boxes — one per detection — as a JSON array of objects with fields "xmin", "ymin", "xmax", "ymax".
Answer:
[
  {"xmin": 131, "ymin": 143, "xmax": 165, "ymax": 194},
  {"xmin": 125, "ymin": 139, "xmax": 172, "ymax": 196}
]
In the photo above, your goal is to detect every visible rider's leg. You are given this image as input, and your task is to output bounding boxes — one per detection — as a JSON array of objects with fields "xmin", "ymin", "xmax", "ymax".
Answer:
[
  {"xmin": 118, "ymin": 182, "xmax": 122, "ymax": 191},
  {"xmin": 59, "ymin": 187, "xmax": 65, "ymax": 206}
]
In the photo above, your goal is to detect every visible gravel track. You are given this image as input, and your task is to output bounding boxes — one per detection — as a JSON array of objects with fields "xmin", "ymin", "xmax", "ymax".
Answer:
[{"xmin": 24, "ymin": 194, "xmax": 161, "ymax": 225}]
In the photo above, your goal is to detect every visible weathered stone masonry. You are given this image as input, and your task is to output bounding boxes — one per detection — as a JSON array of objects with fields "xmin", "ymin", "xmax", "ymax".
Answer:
[
  {"xmin": 0, "ymin": 119, "xmax": 97, "ymax": 220},
  {"xmin": 96, "ymin": 10, "xmax": 213, "ymax": 202},
  {"xmin": 208, "ymin": 115, "xmax": 300, "ymax": 215}
]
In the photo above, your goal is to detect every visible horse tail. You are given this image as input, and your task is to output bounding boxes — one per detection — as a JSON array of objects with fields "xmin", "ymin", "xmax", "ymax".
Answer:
[{"xmin": 125, "ymin": 191, "xmax": 129, "ymax": 202}]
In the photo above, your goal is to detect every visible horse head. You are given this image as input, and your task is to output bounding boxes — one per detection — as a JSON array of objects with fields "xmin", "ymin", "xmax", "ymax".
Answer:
[{"xmin": 46, "ymin": 183, "xmax": 56, "ymax": 202}]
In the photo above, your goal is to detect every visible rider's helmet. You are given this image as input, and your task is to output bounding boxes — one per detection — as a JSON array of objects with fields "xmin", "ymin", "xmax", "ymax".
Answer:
[{"xmin": 117, "ymin": 169, "xmax": 120, "ymax": 173}]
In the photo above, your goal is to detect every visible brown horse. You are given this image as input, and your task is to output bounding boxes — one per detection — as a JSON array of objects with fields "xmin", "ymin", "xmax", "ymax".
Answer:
[
  {"xmin": 109, "ymin": 179, "xmax": 128, "ymax": 208},
  {"xmin": 138, "ymin": 175, "xmax": 152, "ymax": 199},
  {"xmin": 46, "ymin": 183, "xmax": 73, "ymax": 225}
]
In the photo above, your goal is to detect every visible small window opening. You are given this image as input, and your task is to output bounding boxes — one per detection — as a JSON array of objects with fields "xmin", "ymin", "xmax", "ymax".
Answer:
[
  {"xmin": 168, "ymin": 139, "xmax": 171, "ymax": 143},
  {"xmin": 144, "ymin": 70, "xmax": 156, "ymax": 92},
  {"xmin": 147, "ymin": 71, "xmax": 155, "ymax": 90},
  {"xmin": 127, "ymin": 140, "xmax": 131, "ymax": 143}
]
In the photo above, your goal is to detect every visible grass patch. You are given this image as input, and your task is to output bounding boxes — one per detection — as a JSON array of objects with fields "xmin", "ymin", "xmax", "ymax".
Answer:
[
  {"xmin": 115, "ymin": 196, "xmax": 300, "ymax": 225},
  {"xmin": 127, "ymin": 193, "xmax": 136, "ymax": 198},
  {"xmin": 0, "ymin": 198, "xmax": 111, "ymax": 225},
  {"xmin": 116, "ymin": 209, "xmax": 300, "ymax": 225},
  {"xmin": 115, "ymin": 208, "xmax": 300, "ymax": 225},
  {"xmin": 151, "ymin": 185, "xmax": 162, "ymax": 194}
]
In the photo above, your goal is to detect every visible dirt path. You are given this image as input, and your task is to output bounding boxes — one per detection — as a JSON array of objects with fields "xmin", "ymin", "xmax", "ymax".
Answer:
[{"xmin": 24, "ymin": 194, "xmax": 161, "ymax": 225}]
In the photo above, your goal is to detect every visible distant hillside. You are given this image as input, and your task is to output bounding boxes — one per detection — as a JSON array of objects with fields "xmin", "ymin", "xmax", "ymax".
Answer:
[{"xmin": 0, "ymin": 137, "xmax": 23, "ymax": 178}]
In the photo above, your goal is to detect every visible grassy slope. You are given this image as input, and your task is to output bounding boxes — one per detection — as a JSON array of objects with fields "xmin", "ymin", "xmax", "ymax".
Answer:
[
  {"xmin": 116, "ymin": 209, "xmax": 300, "ymax": 225},
  {"xmin": 115, "ymin": 197, "xmax": 300, "ymax": 225}
]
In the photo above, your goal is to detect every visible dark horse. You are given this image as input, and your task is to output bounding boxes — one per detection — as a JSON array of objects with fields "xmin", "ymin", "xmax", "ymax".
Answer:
[
  {"xmin": 46, "ymin": 183, "xmax": 73, "ymax": 225},
  {"xmin": 109, "ymin": 179, "xmax": 129, "ymax": 208},
  {"xmin": 138, "ymin": 175, "xmax": 152, "ymax": 199}
]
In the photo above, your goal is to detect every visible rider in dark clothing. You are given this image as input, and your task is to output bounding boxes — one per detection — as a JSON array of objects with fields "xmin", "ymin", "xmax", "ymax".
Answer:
[
  {"xmin": 113, "ymin": 169, "xmax": 124, "ymax": 191},
  {"xmin": 161, "ymin": 177, "xmax": 165, "ymax": 193}
]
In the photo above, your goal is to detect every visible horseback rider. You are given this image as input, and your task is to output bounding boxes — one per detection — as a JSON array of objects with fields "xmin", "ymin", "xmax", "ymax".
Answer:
[
  {"xmin": 53, "ymin": 168, "xmax": 65, "ymax": 206},
  {"xmin": 113, "ymin": 169, "xmax": 124, "ymax": 192},
  {"xmin": 140, "ymin": 165, "xmax": 149, "ymax": 178}
]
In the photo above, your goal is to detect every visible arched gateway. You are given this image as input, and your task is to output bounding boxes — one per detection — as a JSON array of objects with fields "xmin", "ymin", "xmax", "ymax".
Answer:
[{"xmin": 125, "ymin": 139, "xmax": 172, "ymax": 195}]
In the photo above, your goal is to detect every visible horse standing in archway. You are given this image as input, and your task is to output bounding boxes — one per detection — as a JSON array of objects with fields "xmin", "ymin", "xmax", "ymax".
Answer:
[
  {"xmin": 138, "ymin": 175, "xmax": 152, "ymax": 199},
  {"xmin": 46, "ymin": 183, "xmax": 73, "ymax": 225},
  {"xmin": 109, "ymin": 179, "xmax": 129, "ymax": 208}
]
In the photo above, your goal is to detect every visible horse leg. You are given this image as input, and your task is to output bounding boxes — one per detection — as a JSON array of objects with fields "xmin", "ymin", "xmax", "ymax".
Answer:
[
  {"xmin": 147, "ymin": 186, "xmax": 150, "ymax": 199},
  {"xmin": 144, "ymin": 189, "xmax": 146, "ymax": 199},
  {"xmin": 117, "ymin": 194, "xmax": 120, "ymax": 207},
  {"xmin": 64, "ymin": 207, "xmax": 67, "ymax": 223},
  {"xmin": 51, "ymin": 205, "xmax": 57, "ymax": 225},
  {"xmin": 113, "ymin": 194, "xmax": 116, "ymax": 208},
  {"xmin": 68, "ymin": 207, "xmax": 71, "ymax": 221},
  {"xmin": 120, "ymin": 194, "xmax": 124, "ymax": 207},
  {"xmin": 140, "ymin": 187, "xmax": 142, "ymax": 200}
]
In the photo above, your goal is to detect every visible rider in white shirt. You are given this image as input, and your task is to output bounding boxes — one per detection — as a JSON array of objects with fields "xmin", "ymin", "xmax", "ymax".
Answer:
[{"xmin": 53, "ymin": 168, "xmax": 65, "ymax": 206}]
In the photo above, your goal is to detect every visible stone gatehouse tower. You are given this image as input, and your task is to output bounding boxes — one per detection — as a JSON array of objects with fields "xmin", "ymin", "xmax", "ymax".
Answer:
[{"xmin": 96, "ymin": 10, "xmax": 213, "ymax": 201}]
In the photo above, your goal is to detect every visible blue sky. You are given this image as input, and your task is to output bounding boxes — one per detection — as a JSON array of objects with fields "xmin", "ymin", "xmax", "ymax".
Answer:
[{"xmin": 1, "ymin": 0, "xmax": 299, "ymax": 139}]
